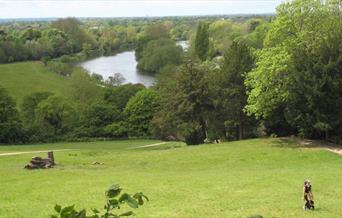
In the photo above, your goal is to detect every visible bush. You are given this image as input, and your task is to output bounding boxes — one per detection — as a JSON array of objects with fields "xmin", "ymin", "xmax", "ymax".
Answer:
[{"xmin": 124, "ymin": 89, "xmax": 161, "ymax": 137}]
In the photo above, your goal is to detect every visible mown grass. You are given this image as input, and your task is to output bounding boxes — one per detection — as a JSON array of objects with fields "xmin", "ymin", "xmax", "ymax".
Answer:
[
  {"xmin": 0, "ymin": 61, "xmax": 71, "ymax": 104},
  {"xmin": 0, "ymin": 138, "xmax": 341, "ymax": 218}
]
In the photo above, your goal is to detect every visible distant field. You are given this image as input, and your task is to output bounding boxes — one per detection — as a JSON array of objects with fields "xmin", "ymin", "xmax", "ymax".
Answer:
[
  {"xmin": 0, "ymin": 138, "xmax": 341, "ymax": 217},
  {"xmin": 0, "ymin": 61, "xmax": 71, "ymax": 104}
]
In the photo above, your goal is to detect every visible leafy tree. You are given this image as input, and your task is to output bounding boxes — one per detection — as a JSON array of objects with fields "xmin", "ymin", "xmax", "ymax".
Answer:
[
  {"xmin": 124, "ymin": 89, "xmax": 161, "ymax": 137},
  {"xmin": 81, "ymin": 102, "xmax": 122, "ymax": 137},
  {"xmin": 51, "ymin": 17, "xmax": 96, "ymax": 52},
  {"xmin": 151, "ymin": 65, "xmax": 179, "ymax": 139},
  {"xmin": 155, "ymin": 61, "xmax": 212, "ymax": 145},
  {"xmin": 42, "ymin": 28, "xmax": 72, "ymax": 57},
  {"xmin": 69, "ymin": 68, "xmax": 103, "ymax": 107},
  {"xmin": 245, "ymin": 0, "xmax": 342, "ymax": 140},
  {"xmin": 213, "ymin": 41, "xmax": 256, "ymax": 140},
  {"xmin": 0, "ymin": 87, "xmax": 22, "ymax": 143},
  {"xmin": 195, "ymin": 21, "xmax": 209, "ymax": 61},
  {"xmin": 104, "ymin": 84, "xmax": 145, "ymax": 111},
  {"xmin": 21, "ymin": 92, "xmax": 53, "ymax": 126},
  {"xmin": 35, "ymin": 95, "xmax": 75, "ymax": 137},
  {"xmin": 244, "ymin": 22, "xmax": 271, "ymax": 49},
  {"xmin": 20, "ymin": 28, "xmax": 42, "ymax": 41},
  {"xmin": 137, "ymin": 38, "xmax": 183, "ymax": 74}
]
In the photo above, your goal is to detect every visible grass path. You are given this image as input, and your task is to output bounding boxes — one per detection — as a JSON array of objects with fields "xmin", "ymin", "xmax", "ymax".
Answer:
[
  {"xmin": 127, "ymin": 142, "xmax": 167, "ymax": 149},
  {"xmin": 0, "ymin": 142, "xmax": 168, "ymax": 156},
  {"xmin": 0, "ymin": 149, "xmax": 78, "ymax": 157}
]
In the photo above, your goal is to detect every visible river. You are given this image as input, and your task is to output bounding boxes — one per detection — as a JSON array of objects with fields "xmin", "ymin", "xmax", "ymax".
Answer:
[
  {"xmin": 79, "ymin": 51, "xmax": 155, "ymax": 87},
  {"xmin": 79, "ymin": 41, "xmax": 188, "ymax": 87}
]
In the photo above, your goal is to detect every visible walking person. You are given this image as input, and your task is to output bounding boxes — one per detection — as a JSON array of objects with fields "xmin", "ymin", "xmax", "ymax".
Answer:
[{"xmin": 303, "ymin": 180, "xmax": 315, "ymax": 210}]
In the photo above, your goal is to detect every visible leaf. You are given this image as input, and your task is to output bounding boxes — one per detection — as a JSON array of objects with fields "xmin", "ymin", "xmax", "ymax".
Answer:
[
  {"xmin": 60, "ymin": 205, "xmax": 75, "ymax": 216},
  {"xmin": 119, "ymin": 193, "xmax": 138, "ymax": 208},
  {"xmin": 118, "ymin": 193, "xmax": 129, "ymax": 203},
  {"xmin": 126, "ymin": 197, "xmax": 139, "ymax": 209},
  {"xmin": 92, "ymin": 208, "xmax": 100, "ymax": 214},
  {"xmin": 133, "ymin": 192, "xmax": 149, "ymax": 205},
  {"xmin": 106, "ymin": 184, "xmax": 122, "ymax": 198},
  {"xmin": 109, "ymin": 199, "xmax": 120, "ymax": 209},
  {"xmin": 50, "ymin": 215, "xmax": 58, "ymax": 218},
  {"xmin": 54, "ymin": 204, "xmax": 62, "ymax": 213},
  {"xmin": 119, "ymin": 211, "xmax": 134, "ymax": 217},
  {"xmin": 76, "ymin": 209, "xmax": 87, "ymax": 218}
]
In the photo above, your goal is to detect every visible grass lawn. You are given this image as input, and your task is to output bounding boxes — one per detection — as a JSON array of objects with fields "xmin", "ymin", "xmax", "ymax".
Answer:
[
  {"xmin": 0, "ymin": 61, "xmax": 71, "ymax": 104},
  {"xmin": 0, "ymin": 138, "xmax": 341, "ymax": 218}
]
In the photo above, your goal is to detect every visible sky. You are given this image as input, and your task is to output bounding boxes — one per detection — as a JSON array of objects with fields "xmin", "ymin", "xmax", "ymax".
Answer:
[{"xmin": 0, "ymin": 0, "xmax": 284, "ymax": 19}]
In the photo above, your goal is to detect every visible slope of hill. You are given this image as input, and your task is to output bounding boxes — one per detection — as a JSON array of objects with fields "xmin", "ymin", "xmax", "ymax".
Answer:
[
  {"xmin": 0, "ymin": 138, "xmax": 341, "ymax": 217},
  {"xmin": 0, "ymin": 61, "xmax": 71, "ymax": 105}
]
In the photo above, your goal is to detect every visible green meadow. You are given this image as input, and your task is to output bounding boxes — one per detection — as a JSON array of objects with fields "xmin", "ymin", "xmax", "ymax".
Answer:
[
  {"xmin": 0, "ymin": 138, "xmax": 341, "ymax": 218},
  {"xmin": 0, "ymin": 61, "xmax": 71, "ymax": 104}
]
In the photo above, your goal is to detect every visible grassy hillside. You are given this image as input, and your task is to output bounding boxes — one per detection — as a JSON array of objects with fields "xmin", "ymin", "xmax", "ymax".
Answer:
[
  {"xmin": 0, "ymin": 138, "xmax": 341, "ymax": 217},
  {"xmin": 0, "ymin": 61, "xmax": 71, "ymax": 105}
]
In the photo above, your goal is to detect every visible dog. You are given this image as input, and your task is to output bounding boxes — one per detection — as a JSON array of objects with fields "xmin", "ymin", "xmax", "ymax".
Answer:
[{"xmin": 304, "ymin": 200, "xmax": 315, "ymax": 210}]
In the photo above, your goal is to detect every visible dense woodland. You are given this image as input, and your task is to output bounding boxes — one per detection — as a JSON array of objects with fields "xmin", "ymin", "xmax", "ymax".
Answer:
[{"xmin": 0, "ymin": 0, "xmax": 341, "ymax": 145}]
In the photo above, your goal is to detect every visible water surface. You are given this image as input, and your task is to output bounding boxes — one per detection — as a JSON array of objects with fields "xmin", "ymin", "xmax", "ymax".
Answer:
[{"xmin": 80, "ymin": 51, "xmax": 155, "ymax": 86}]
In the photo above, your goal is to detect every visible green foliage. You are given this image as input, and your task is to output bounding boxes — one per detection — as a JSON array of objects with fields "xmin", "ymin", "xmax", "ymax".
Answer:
[
  {"xmin": 69, "ymin": 68, "xmax": 103, "ymax": 107},
  {"xmin": 210, "ymin": 41, "xmax": 256, "ymax": 140},
  {"xmin": 0, "ymin": 62, "xmax": 73, "ymax": 105},
  {"xmin": 81, "ymin": 101, "xmax": 122, "ymax": 137},
  {"xmin": 137, "ymin": 38, "xmax": 183, "ymax": 74},
  {"xmin": 154, "ymin": 61, "xmax": 211, "ymax": 145},
  {"xmin": 194, "ymin": 22, "xmax": 209, "ymax": 61},
  {"xmin": 245, "ymin": 0, "xmax": 342, "ymax": 139},
  {"xmin": 52, "ymin": 184, "xmax": 148, "ymax": 218},
  {"xmin": 35, "ymin": 95, "xmax": 75, "ymax": 137},
  {"xmin": 103, "ymin": 84, "xmax": 145, "ymax": 111},
  {"xmin": 46, "ymin": 61, "xmax": 73, "ymax": 77},
  {"xmin": 244, "ymin": 22, "xmax": 271, "ymax": 49},
  {"xmin": 124, "ymin": 89, "xmax": 161, "ymax": 137},
  {"xmin": 51, "ymin": 18, "xmax": 97, "ymax": 53},
  {"xmin": 21, "ymin": 92, "xmax": 53, "ymax": 125},
  {"xmin": 20, "ymin": 92, "xmax": 53, "ymax": 141},
  {"xmin": 0, "ymin": 87, "xmax": 22, "ymax": 143}
]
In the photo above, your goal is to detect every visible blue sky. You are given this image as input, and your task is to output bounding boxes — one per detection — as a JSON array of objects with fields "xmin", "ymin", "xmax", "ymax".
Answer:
[{"xmin": 0, "ymin": 0, "xmax": 284, "ymax": 18}]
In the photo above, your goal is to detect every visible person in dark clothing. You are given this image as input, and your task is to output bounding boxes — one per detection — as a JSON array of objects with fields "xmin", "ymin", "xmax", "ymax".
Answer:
[{"xmin": 303, "ymin": 180, "xmax": 315, "ymax": 210}]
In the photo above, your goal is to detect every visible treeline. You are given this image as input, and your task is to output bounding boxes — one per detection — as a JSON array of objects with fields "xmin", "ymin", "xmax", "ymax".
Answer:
[
  {"xmin": 152, "ymin": 0, "xmax": 342, "ymax": 145},
  {"xmin": 0, "ymin": 67, "xmax": 161, "ymax": 143},
  {"xmin": 1, "ymin": 0, "xmax": 341, "ymax": 145}
]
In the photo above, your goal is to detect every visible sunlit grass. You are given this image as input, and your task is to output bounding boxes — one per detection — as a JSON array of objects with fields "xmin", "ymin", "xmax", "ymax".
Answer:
[
  {"xmin": 0, "ymin": 61, "xmax": 71, "ymax": 104},
  {"xmin": 0, "ymin": 138, "xmax": 341, "ymax": 217}
]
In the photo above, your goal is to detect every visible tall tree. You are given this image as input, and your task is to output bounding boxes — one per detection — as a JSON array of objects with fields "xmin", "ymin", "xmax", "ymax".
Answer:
[
  {"xmin": 171, "ymin": 61, "xmax": 212, "ymax": 145},
  {"xmin": 216, "ymin": 41, "xmax": 255, "ymax": 140},
  {"xmin": 0, "ymin": 87, "xmax": 22, "ymax": 143},
  {"xmin": 245, "ymin": 0, "xmax": 342, "ymax": 140},
  {"xmin": 195, "ymin": 22, "xmax": 209, "ymax": 61}
]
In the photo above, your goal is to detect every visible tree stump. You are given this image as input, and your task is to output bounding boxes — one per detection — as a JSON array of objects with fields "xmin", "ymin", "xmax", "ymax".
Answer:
[
  {"xmin": 24, "ymin": 151, "xmax": 56, "ymax": 169},
  {"xmin": 47, "ymin": 151, "xmax": 55, "ymax": 165}
]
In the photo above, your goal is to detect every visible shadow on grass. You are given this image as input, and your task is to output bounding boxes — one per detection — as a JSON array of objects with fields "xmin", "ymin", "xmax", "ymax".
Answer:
[{"xmin": 272, "ymin": 137, "xmax": 342, "ymax": 150}]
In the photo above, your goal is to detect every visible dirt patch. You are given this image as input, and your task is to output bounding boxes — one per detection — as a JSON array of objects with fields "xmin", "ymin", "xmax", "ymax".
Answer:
[{"xmin": 283, "ymin": 137, "xmax": 342, "ymax": 155}]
